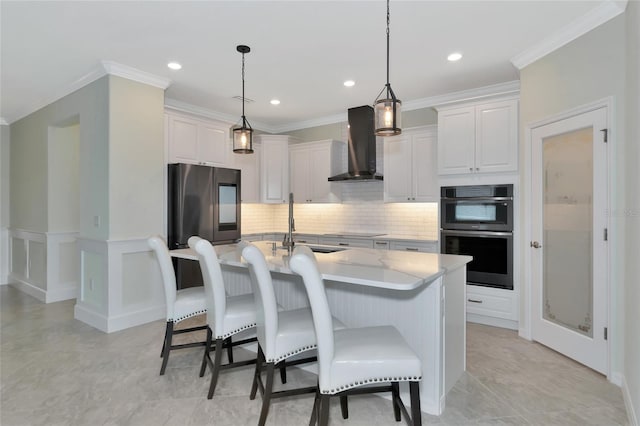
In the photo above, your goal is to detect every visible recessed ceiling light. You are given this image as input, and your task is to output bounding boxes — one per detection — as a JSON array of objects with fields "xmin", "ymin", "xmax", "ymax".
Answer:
[
  {"xmin": 167, "ymin": 62, "xmax": 182, "ymax": 70},
  {"xmin": 447, "ymin": 52, "xmax": 462, "ymax": 62},
  {"xmin": 270, "ymin": 99, "xmax": 281, "ymax": 105},
  {"xmin": 343, "ymin": 80, "xmax": 355, "ymax": 87}
]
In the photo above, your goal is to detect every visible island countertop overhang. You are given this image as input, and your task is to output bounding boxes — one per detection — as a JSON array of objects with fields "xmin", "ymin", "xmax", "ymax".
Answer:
[{"xmin": 171, "ymin": 241, "xmax": 472, "ymax": 291}]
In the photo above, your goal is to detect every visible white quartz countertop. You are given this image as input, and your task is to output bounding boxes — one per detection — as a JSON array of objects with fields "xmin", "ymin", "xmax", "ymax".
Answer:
[{"xmin": 171, "ymin": 241, "xmax": 470, "ymax": 291}]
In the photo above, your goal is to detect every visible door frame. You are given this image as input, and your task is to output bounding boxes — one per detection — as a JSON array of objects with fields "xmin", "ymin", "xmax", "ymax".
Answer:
[{"xmin": 521, "ymin": 97, "xmax": 614, "ymax": 381}]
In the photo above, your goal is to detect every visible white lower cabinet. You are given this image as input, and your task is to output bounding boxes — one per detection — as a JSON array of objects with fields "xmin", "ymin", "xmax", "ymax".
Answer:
[
  {"xmin": 389, "ymin": 241, "xmax": 438, "ymax": 253},
  {"xmin": 318, "ymin": 237, "xmax": 374, "ymax": 249},
  {"xmin": 293, "ymin": 235, "xmax": 319, "ymax": 244},
  {"xmin": 466, "ymin": 284, "xmax": 518, "ymax": 330}
]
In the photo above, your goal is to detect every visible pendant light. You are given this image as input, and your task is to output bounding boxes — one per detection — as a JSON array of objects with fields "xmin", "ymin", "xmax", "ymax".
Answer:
[
  {"xmin": 233, "ymin": 45, "xmax": 254, "ymax": 154},
  {"xmin": 374, "ymin": 0, "xmax": 402, "ymax": 136}
]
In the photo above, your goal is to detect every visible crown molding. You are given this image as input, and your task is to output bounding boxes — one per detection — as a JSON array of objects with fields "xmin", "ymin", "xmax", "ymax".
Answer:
[
  {"xmin": 101, "ymin": 61, "xmax": 171, "ymax": 89},
  {"xmin": 164, "ymin": 98, "xmax": 273, "ymax": 132},
  {"xmin": 6, "ymin": 61, "xmax": 170, "ymax": 124},
  {"xmin": 511, "ymin": 0, "xmax": 628, "ymax": 70},
  {"xmin": 167, "ymin": 80, "xmax": 520, "ymax": 134}
]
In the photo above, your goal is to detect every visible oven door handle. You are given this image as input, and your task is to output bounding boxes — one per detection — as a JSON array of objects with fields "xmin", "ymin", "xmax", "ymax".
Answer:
[
  {"xmin": 441, "ymin": 196, "xmax": 513, "ymax": 201},
  {"xmin": 441, "ymin": 230, "xmax": 513, "ymax": 237}
]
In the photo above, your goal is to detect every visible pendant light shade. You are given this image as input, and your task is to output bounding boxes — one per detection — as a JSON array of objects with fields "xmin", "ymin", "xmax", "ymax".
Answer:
[
  {"xmin": 233, "ymin": 45, "xmax": 254, "ymax": 154},
  {"xmin": 374, "ymin": 0, "xmax": 402, "ymax": 136}
]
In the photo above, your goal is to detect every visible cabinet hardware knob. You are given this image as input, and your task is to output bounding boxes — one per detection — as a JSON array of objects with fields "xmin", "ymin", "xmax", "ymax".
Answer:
[
  {"xmin": 476, "ymin": 167, "xmax": 479, "ymax": 171},
  {"xmin": 530, "ymin": 241, "xmax": 541, "ymax": 249},
  {"xmin": 338, "ymin": 243, "xmax": 349, "ymax": 246},
  {"xmin": 469, "ymin": 167, "xmax": 473, "ymax": 171},
  {"xmin": 468, "ymin": 299, "xmax": 483, "ymax": 303},
  {"xmin": 406, "ymin": 247, "xmax": 419, "ymax": 251}
]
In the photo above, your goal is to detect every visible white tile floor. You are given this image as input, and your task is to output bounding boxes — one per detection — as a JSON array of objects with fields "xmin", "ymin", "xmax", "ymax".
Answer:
[{"xmin": 0, "ymin": 286, "xmax": 629, "ymax": 425}]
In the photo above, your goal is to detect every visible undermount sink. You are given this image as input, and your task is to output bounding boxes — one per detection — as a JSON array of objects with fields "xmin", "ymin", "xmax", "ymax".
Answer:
[{"xmin": 308, "ymin": 246, "xmax": 346, "ymax": 254}]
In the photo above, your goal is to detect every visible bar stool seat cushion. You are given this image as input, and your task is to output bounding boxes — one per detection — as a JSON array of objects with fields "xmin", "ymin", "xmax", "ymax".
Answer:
[
  {"xmin": 271, "ymin": 308, "xmax": 345, "ymax": 364},
  {"xmin": 172, "ymin": 287, "xmax": 207, "ymax": 323},
  {"xmin": 325, "ymin": 325, "xmax": 422, "ymax": 394},
  {"xmin": 217, "ymin": 293, "xmax": 257, "ymax": 339}
]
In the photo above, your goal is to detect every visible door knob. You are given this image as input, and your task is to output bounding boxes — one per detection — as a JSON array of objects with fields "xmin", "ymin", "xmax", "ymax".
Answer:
[{"xmin": 530, "ymin": 241, "xmax": 541, "ymax": 248}]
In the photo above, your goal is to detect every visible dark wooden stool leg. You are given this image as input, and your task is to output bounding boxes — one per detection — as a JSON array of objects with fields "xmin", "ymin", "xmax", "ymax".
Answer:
[
  {"xmin": 278, "ymin": 360, "xmax": 287, "ymax": 384},
  {"xmin": 250, "ymin": 345, "xmax": 264, "ymax": 400},
  {"xmin": 319, "ymin": 394, "xmax": 330, "ymax": 426},
  {"xmin": 309, "ymin": 387, "xmax": 320, "ymax": 426},
  {"xmin": 207, "ymin": 338, "xmax": 224, "ymax": 399},
  {"xmin": 199, "ymin": 327, "xmax": 212, "ymax": 377},
  {"xmin": 257, "ymin": 362, "xmax": 275, "ymax": 426},
  {"xmin": 225, "ymin": 336, "xmax": 234, "ymax": 363},
  {"xmin": 410, "ymin": 381, "xmax": 422, "ymax": 426},
  {"xmin": 159, "ymin": 322, "xmax": 173, "ymax": 375},
  {"xmin": 391, "ymin": 381, "xmax": 401, "ymax": 421},
  {"xmin": 340, "ymin": 395, "xmax": 349, "ymax": 419}
]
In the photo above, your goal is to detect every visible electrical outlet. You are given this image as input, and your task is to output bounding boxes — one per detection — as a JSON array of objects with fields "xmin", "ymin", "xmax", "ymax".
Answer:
[
  {"xmin": 93, "ymin": 216, "xmax": 100, "ymax": 228},
  {"xmin": 89, "ymin": 278, "xmax": 94, "ymax": 291}
]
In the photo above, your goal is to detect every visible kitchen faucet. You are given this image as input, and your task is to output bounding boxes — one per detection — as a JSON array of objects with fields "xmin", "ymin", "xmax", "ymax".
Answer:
[{"xmin": 282, "ymin": 192, "xmax": 295, "ymax": 252}]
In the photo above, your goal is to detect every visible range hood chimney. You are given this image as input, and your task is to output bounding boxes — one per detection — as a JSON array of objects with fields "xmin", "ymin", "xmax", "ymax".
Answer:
[{"xmin": 328, "ymin": 105, "xmax": 383, "ymax": 181}]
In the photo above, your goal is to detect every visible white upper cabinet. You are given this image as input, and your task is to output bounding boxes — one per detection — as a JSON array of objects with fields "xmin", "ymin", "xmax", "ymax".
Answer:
[
  {"xmin": 383, "ymin": 126, "xmax": 438, "ymax": 202},
  {"xmin": 166, "ymin": 111, "xmax": 231, "ymax": 167},
  {"xmin": 437, "ymin": 98, "xmax": 518, "ymax": 175},
  {"xmin": 257, "ymin": 135, "xmax": 296, "ymax": 204},
  {"xmin": 232, "ymin": 142, "xmax": 261, "ymax": 203},
  {"xmin": 290, "ymin": 139, "xmax": 344, "ymax": 203}
]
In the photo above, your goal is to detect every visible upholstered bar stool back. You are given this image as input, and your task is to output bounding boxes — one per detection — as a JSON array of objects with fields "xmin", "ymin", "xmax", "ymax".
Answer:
[
  {"xmin": 290, "ymin": 246, "xmax": 423, "ymax": 426},
  {"xmin": 189, "ymin": 237, "xmax": 258, "ymax": 398},
  {"xmin": 243, "ymin": 244, "xmax": 343, "ymax": 426},
  {"xmin": 147, "ymin": 235, "xmax": 207, "ymax": 375}
]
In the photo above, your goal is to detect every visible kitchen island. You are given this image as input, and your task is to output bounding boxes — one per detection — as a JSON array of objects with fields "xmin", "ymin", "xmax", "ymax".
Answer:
[{"xmin": 171, "ymin": 241, "xmax": 471, "ymax": 416}]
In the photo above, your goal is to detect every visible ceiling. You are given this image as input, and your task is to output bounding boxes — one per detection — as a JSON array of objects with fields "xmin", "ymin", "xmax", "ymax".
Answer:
[{"xmin": 0, "ymin": 1, "xmax": 620, "ymax": 130}]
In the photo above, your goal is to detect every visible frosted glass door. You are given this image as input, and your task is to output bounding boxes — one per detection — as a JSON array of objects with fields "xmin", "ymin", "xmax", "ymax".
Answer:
[
  {"xmin": 542, "ymin": 127, "xmax": 593, "ymax": 337},
  {"xmin": 530, "ymin": 106, "xmax": 607, "ymax": 374}
]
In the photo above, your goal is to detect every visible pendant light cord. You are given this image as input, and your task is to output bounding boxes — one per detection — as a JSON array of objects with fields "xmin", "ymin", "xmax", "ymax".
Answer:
[
  {"xmin": 386, "ymin": 0, "xmax": 390, "ymax": 97},
  {"xmin": 241, "ymin": 51, "xmax": 246, "ymax": 124}
]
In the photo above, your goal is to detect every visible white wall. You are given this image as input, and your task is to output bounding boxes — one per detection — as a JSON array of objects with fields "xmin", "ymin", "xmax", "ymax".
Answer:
[
  {"xmin": 48, "ymin": 122, "xmax": 80, "ymax": 232},
  {"xmin": 1, "ymin": 124, "xmax": 10, "ymax": 284},
  {"xmin": 624, "ymin": 1, "xmax": 640, "ymax": 424},
  {"xmin": 520, "ymin": 13, "xmax": 626, "ymax": 384}
]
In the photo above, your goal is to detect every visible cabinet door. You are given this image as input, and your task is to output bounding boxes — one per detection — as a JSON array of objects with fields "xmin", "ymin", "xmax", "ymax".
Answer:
[
  {"xmin": 261, "ymin": 139, "xmax": 289, "ymax": 204},
  {"xmin": 475, "ymin": 100, "xmax": 518, "ymax": 173},
  {"xmin": 309, "ymin": 146, "xmax": 333, "ymax": 202},
  {"xmin": 437, "ymin": 107, "xmax": 475, "ymax": 175},
  {"xmin": 233, "ymin": 143, "xmax": 260, "ymax": 203},
  {"xmin": 383, "ymin": 134, "xmax": 413, "ymax": 202},
  {"xmin": 198, "ymin": 122, "xmax": 228, "ymax": 166},
  {"xmin": 290, "ymin": 148, "xmax": 310, "ymax": 202},
  {"xmin": 168, "ymin": 116, "xmax": 199, "ymax": 164},
  {"xmin": 412, "ymin": 131, "xmax": 438, "ymax": 201}
]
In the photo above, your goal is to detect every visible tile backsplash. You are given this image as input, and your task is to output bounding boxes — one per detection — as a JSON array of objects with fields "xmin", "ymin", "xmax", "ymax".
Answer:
[{"xmin": 242, "ymin": 182, "xmax": 439, "ymax": 240}]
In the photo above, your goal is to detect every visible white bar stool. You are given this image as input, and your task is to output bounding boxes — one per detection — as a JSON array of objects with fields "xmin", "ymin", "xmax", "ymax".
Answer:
[
  {"xmin": 190, "ymin": 237, "xmax": 258, "ymax": 398},
  {"xmin": 289, "ymin": 246, "xmax": 423, "ymax": 426},
  {"xmin": 242, "ymin": 244, "xmax": 346, "ymax": 426},
  {"xmin": 148, "ymin": 236, "xmax": 208, "ymax": 376}
]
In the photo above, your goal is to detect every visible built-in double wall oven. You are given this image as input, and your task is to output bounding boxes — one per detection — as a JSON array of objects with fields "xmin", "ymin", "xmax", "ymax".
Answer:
[{"xmin": 440, "ymin": 184, "xmax": 514, "ymax": 290}]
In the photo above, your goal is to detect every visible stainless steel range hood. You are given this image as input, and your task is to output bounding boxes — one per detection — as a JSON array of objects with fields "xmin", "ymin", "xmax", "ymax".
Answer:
[{"xmin": 328, "ymin": 105, "xmax": 383, "ymax": 181}]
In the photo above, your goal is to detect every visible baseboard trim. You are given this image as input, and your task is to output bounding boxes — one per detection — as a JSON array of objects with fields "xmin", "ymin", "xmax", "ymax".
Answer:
[
  {"xmin": 622, "ymin": 376, "xmax": 639, "ymax": 426},
  {"xmin": 106, "ymin": 305, "xmax": 165, "ymax": 333},
  {"xmin": 10, "ymin": 278, "xmax": 46, "ymax": 302},
  {"xmin": 467, "ymin": 313, "xmax": 519, "ymax": 330},
  {"xmin": 611, "ymin": 372, "xmax": 624, "ymax": 387},
  {"xmin": 74, "ymin": 303, "xmax": 108, "ymax": 332}
]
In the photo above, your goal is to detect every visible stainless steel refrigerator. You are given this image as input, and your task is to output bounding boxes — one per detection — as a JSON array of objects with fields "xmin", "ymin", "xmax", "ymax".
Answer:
[{"xmin": 167, "ymin": 163, "xmax": 241, "ymax": 287}]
